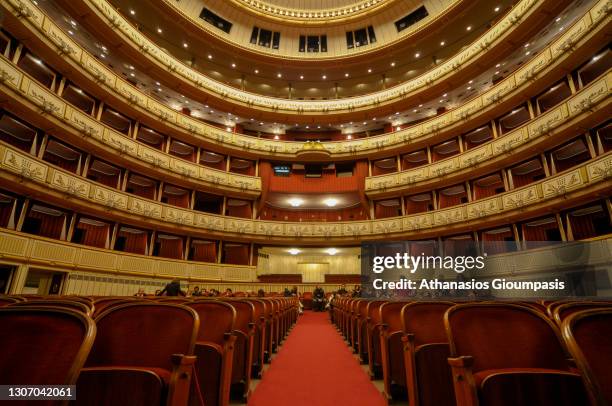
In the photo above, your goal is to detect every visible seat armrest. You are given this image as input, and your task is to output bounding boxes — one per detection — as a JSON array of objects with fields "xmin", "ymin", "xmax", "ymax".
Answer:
[
  {"xmin": 167, "ymin": 354, "xmax": 197, "ymax": 406},
  {"xmin": 448, "ymin": 356, "xmax": 478, "ymax": 406}
]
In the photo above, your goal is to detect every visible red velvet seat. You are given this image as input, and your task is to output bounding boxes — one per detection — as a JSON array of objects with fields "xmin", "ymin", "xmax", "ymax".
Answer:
[
  {"xmin": 246, "ymin": 299, "xmax": 267, "ymax": 377},
  {"xmin": 553, "ymin": 301, "xmax": 612, "ymax": 326},
  {"xmin": 9, "ymin": 299, "xmax": 93, "ymax": 316},
  {"xmin": 218, "ymin": 299, "xmax": 255, "ymax": 401},
  {"xmin": 563, "ymin": 308, "xmax": 612, "ymax": 406},
  {"xmin": 400, "ymin": 302, "xmax": 456, "ymax": 406},
  {"xmin": 356, "ymin": 300, "xmax": 371, "ymax": 363},
  {"xmin": 92, "ymin": 297, "xmax": 142, "ymax": 317},
  {"xmin": 186, "ymin": 300, "xmax": 236, "ymax": 406},
  {"xmin": 445, "ymin": 303, "xmax": 589, "ymax": 406},
  {"xmin": 0, "ymin": 295, "xmax": 23, "ymax": 306},
  {"xmin": 77, "ymin": 303, "xmax": 198, "ymax": 406},
  {"xmin": 258, "ymin": 298, "xmax": 275, "ymax": 363},
  {"xmin": 378, "ymin": 301, "xmax": 410, "ymax": 400},
  {"xmin": 365, "ymin": 300, "xmax": 386, "ymax": 378},
  {"xmin": 301, "ymin": 292, "xmax": 313, "ymax": 310},
  {"xmin": 0, "ymin": 306, "xmax": 95, "ymax": 392}
]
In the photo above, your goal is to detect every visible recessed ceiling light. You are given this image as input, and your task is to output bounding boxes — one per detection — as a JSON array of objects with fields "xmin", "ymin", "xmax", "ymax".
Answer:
[
  {"xmin": 524, "ymin": 43, "xmax": 530, "ymax": 48},
  {"xmin": 395, "ymin": 112, "xmax": 400, "ymax": 115},
  {"xmin": 231, "ymin": 63, "xmax": 236, "ymax": 68},
  {"xmin": 299, "ymin": 75, "xmax": 304, "ymax": 79},
  {"xmin": 494, "ymin": 6, "xmax": 500, "ymax": 12},
  {"xmin": 254, "ymin": 69, "xmax": 259, "ymax": 74},
  {"xmin": 345, "ymin": 73, "xmax": 349, "ymax": 77},
  {"xmin": 207, "ymin": 54, "xmax": 212, "ymax": 59},
  {"xmin": 288, "ymin": 198, "xmax": 304, "ymax": 207},
  {"xmin": 440, "ymin": 41, "xmax": 445, "ymax": 46},
  {"xmin": 346, "ymin": 134, "xmax": 352, "ymax": 139},
  {"xmin": 443, "ymin": 93, "xmax": 447, "ymax": 97},
  {"xmin": 129, "ymin": 9, "xmax": 135, "ymax": 15},
  {"xmin": 183, "ymin": 42, "xmax": 188, "ymax": 48},
  {"xmin": 273, "ymin": 135, "xmax": 279, "ymax": 140},
  {"xmin": 466, "ymin": 25, "xmax": 472, "ymax": 31},
  {"xmin": 414, "ymin": 52, "xmax": 420, "ymax": 58},
  {"xmin": 418, "ymin": 104, "xmax": 423, "ymax": 107},
  {"xmin": 68, "ymin": 30, "xmax": 74, "ymax": 35},
  {"xmin": 323, "ymin": 198, "xmax": 338, "ymax": 207},
  {"xmin": 495, "ymin": 71, "xmax": 500, "ymax": 75},
  {"xmin": 396, "ymin": 126, "xmax": 401, "ymax": 131},
  {"xmin": 226, "ymin": 127, "xmax": 232, "ymax": 132},
  {"xmin": 467, "ymin": 86, "xmax": 472, "ymax": 90},
  {"xmin": 390, "ymin": 62, "xmax": 396, "ymax": 67},
  {"xmin": 157, "ymin": 27, "xmax": 162, "ymax": 34},
  {"xmin": 322, "ymin": 75, "xmax": 327, "ymax": 79},
  {"xmin": 556, "ymin": 17, "xmax": 561, "ymax": 22},
  {"xmin": 367, "ymin": 68, "xmax": 372, "ymax": 73},
  {"xmin": 259, "ymin": 122, "xmax": 264, "ymax": 125},
  {"xmin": 129, "ymin": 72, "xmax": 135, "ymax": 77},
  {"xmin": 525, "ymin": 51, "xmax": 530, "ymax": 55},
  {"xmin": 468, "ymin": 80, "xmax": 474, "ymax": 84},
  {"xmin": 326, "ymin": 248, "xmax": 339, "ymax": 255},
  {"xmin": 100, "ymin": 54, "xmax": 106, "ymax": 58},
  {"xmin": 277, "ymin": 73, "xmax": 282, "ymax": 78},
  {"xmin": 288, "ymin": 248, "xmax": 301, "ymax": 255}
]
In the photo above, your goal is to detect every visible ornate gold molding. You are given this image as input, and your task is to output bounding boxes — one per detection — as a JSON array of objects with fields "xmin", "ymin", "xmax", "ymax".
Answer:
[
  {"xmin": 1, "ymin": 0, "xmax": 609, "ymax": 159},
  {"xmin": 0, "ymin": 229, "xmax": 256, "ymax": 281},
  {"xmin": 1, "ymin": 139, "xmax": 610, "ymax": 242},
  {"xmin": 0, "ymin": 57, "xmax": 262, "ymax": 196},
  {"xmin": 365, "ymin": 71, "xmax": 612, "ymax": 195},
  {"xmin": 15, "ymin": 0, "xmax": 567, "ymax": 114}
]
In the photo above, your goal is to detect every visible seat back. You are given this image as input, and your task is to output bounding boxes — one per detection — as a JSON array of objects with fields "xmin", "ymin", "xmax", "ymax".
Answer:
[
  {"xmin": 92, "ymin": 297, "xmax": 141, "ymax": 317},
  {"xmin": 0, "ymin": 296, "xmax": 23, "ymax": 307},
  {"xmin": 445, "ymin": 303, "xmax": 570, "ymax": 373},
  {"xmin": 0, "ymin": 307, "xmax": 95, "ymax": 384},
  {"xmin": 186, "ymin": 300, "xmax": 235, "ymax": 344},
  {"xmin": 9, "ymin": 299, "xmax": 92, "ymax": 316},
  {"xmin": 88, "ymin": 303, "xmax": 198, "ymax": 370},
  {"xmin": 554, "ymin": 302, "xmax": 612, "ymax": 326},
  {"xmin": 563, "ymin": 309, "xmax": 612, "ymax": 406},
  {"xmin": 401, "ymin": 302, "xmax": 455, "ymax": 347}
]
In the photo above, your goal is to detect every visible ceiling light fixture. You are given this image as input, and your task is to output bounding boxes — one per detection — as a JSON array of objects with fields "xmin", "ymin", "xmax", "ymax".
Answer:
[
  {"xmin": 494, "ymin": 6, "xmax": 500, "ymax": 12},
  {"xmin": 288, "ymin": 248, "xmax": 301, "ymax": 255},
  {"xmin": 390, "ymin": 62, "xmax": 396, "ymax": 67},
  {"xmin": 299, "ymin": 75, "xmax": 304, "ymax": 79},
  {"xmin": 440, "ymin": 41, "xmax": 445, "ymax": 46},
  {"xmin": 254, "ymin": 69, "xmax": 259, "ymax": 74},
  {"xmin": 326, "ymin": 248, "xmax": 339, "ymax": 255},
  {"xmin": 231, "ymin": 63, "xmax": 236, "ymax": 68},
  {"xmin": 288, "ymin": 198, "xmax": 304, "ymax": 207},
  {"xmin": 277, "ymin": 73, "xmax": 282, "ymax": 78},
  {"xmin": 183, "ymin": 42, "xmax": 188, "ymax": 48},
  {"xmin": 322, "ymin": 75, "xmax": 327, "ymax": 79},
  {"xmin": 324, "ymin": 198, "xmax": 338, "ymax": 207},
  {"xmin": 414, "ymin": 52, "xmax": 420, "ymax": 58},
  {"xmin": 207, "ymin": 54, "xmax": 212, "ymax": 59},
  {"xmin": 129, "ymin": 9, "xmax": 135, "ymax": 15},
  {"xmin": 345, "ymin": 73, "xmax": 349, "ymax": 77},
  {"xmin": 157, "ymin": 27, "xmax": 163, "ymax": 34},
  {"xmin": 367, "ymin": 68, "xmax": 372, "ymax": 73},
  {"xmin": 466, "ymin": 25, "xmax": 472, "ymax": 31}
]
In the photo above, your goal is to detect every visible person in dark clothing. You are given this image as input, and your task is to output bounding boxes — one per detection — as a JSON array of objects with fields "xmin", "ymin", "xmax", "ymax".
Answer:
[
  {"xmin": 337, "ymin": 284, "xmax": 348, "ymax": 295},
  {"xmin": 313, "ymin": 286, "xmax": 326, "ymax": 312},
  {"xmin": 158, "ymin": 279, "xmax": 186, "ymax": 296},
  {"xmin": 283, "ymin": 288, "xmax": 291, "ymax": 297},
  {"xmin": 191, "ymin": 286, "xmax": 202, "ymax": 297},
  {"xmin": 291, "ymin": 286, "xmax": 298, "ymax": 297},
  {"xmin": 257, "ymin": 289, "xmax": 265, "ymax": 297}
]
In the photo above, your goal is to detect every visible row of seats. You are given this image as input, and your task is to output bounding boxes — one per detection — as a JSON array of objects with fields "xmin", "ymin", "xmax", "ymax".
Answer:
[
  {"xmin": 331, "ymin": 297, "xmax": 612, "ymax": 406},
  {"xmin": 0, "ymin": 294, "xmax": 299, "ymax": 406}
]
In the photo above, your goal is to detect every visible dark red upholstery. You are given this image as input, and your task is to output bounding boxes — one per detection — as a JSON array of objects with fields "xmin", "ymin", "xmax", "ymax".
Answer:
[
  {"xmin": 553, "ymin": 302, "xmax": 612, "ymax": 326},
  {"xmin": 246, "ymin": 299, "xmax": 267, "ymax": 377},
  {"xmin": 365, "ymin": 300, "xmax": 386, "ymax": 378},
  {"xmin": 219, "ymin": 299, "xmax": 255, "ymax": 400},
  {"xmin": 446, "ymin": 303, "xmax": 588, "ymax": 406},
  {"xmin": 77, "ymin": 303, "xmax": 198, "ymax": 406},
  {"xmin": 0, "ymin": 307, "xmax": 95, "ymax": 393},
  {"xmin": 186, "ymin": 300, "xmax": 236, "ymax": 406},
  {"xmin": 0, "ymin": 296, "xmax": 21, "ymax": 306},
  {"xmin": 379, "ymin": 301, "xmax": 409, "ymax": 400},
  {"xmin": 9, "ymin": 299, "xmax": 92, "ymax": 315},
  {"xmin": 301, "ymin": 292, "xmax": 313, "ymax": 310},
  {"xmin": 400, "ymin": 302, "xmax": 455, "ymax": 406},
  {"xmin": 563, "ymin": 309, "xmax": 612, "ymax": 406}
]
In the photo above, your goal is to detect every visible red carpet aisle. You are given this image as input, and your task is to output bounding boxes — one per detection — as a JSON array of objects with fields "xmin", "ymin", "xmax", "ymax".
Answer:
[{"xmin": 248, "ymin": 311, "xmax": 387, "ymax": 406}]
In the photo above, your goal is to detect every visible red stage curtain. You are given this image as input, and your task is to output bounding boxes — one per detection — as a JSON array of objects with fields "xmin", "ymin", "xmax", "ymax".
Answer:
[
  {"xmin": 158, "ymin": 236, "xmax": 184, "ymax": 259},
  {"xmin": 226, "ymin": 202, "xmax": 252, "ymax": 218},
  {"xmin": 224, "ymin": 244, "xmax": 249, "ymax": 265},
  {"xmin": 192, "ymin": 241, "xmax": 217, "ymax": 262},
  {"xmin": 77, "ymin": 221, "xmax": 109, "ymax": 248},
  {"xmin": 117, "ymin": 230, "xmax": 148, "ymax": 255},
  {"xmin": 165, "ymin": 192, "xmax": 190, "ymax": 208},
  {"xmin": 569, "ymin": 215, "xmax": 596, "ymax": 240},
  {"xmin": 27, "ymin": 209, "xmax": 65, "ymax": 239}
]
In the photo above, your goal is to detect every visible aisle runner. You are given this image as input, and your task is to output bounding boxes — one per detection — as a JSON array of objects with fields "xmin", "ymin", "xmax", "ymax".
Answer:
[{"xmin": 249, "ymin": 311, "xmax": 386, "ymax": 406}]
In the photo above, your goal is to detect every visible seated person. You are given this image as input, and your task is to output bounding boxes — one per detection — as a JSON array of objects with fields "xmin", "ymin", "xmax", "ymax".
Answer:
[
  {"xmin": 157, "ymin": 279, "xmax": 186, "ymax": 297},
  {"xmin": 191, "ymin": 286, "xmax": 202, "ymax": 296},
  {"xmin": 134, "ymin": 288, "xmax": 146, "ymax": 297},
  {"xmin": 337, "ymin": 284, "xmax": 348, "ymax": 296},
  {"xmin": 313, "ymin": 286, "xmax": 326, "ymax": 312}
]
